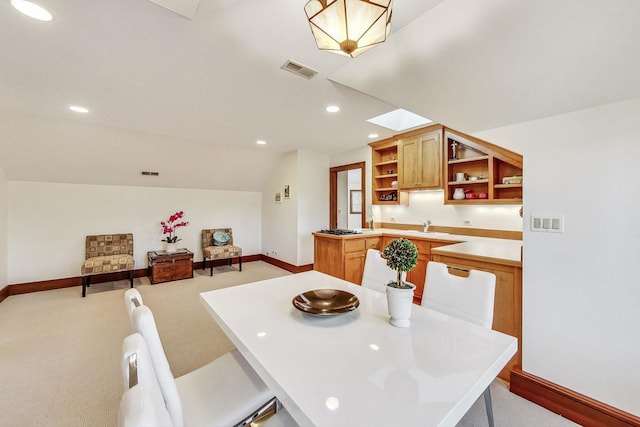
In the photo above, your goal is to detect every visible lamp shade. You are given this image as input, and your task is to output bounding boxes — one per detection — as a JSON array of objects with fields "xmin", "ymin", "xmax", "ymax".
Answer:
[{"xmin": 304, "ymin": 0, "xmax": 393, "ymax": 58}]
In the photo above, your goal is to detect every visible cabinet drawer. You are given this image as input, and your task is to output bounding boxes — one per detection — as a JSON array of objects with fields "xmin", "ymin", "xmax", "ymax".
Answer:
[
  {"xmin": 365, "ymin": 237, "xmax": 381, "ymax": 250},
  {"xmin": 344, "ymin": 239, "xmax": 366, "ymax": 253}
]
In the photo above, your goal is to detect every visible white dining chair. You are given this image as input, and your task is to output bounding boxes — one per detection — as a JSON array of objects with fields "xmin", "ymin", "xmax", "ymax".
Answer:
[
  {"xmin": 130, "ymin": 304, "xmax": 295, "ymax": 427},
  {"xmin": 421, "ymin": 261, "xmax": 497, "ymax": 427},
  {"xmin": 124, "ymin": 288, "xmax": 143, "ymax": 331},
  {"xmin": 118, "ymin": 333, "xmax": 173, "ymax": 427},
  {"xmin": 118, "ymin": 332, "xmax": 297, "ymax": 427},
  {"xmin": 361, "ymin": 248, "xmax": 405, "ymax": 292}
]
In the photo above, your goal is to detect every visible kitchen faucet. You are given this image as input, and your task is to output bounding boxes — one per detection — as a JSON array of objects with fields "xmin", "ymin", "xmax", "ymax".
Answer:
[{"xmin": 423, "ymin": 220, "xmax": 432, "ymax": 233}]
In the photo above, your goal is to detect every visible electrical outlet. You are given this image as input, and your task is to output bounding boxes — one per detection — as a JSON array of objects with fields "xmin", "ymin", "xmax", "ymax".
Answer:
[
  {"xmin": 530, "ymin": 215, "xmax": 564, "ymax": 233},
  {"xmin": 463, "ymin": 219, "xmax": 472, "ymax": 226}
]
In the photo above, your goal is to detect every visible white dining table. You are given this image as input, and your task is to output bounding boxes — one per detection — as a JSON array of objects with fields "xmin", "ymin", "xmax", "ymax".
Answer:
[{"xmin": 199, "ymin": 270, "xmax": 517, "ymax": 427}]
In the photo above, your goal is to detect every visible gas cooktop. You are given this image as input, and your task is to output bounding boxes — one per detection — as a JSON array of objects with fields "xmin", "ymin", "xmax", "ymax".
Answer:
[{"xmin": 317, "ymin": 229, "xmax": 362, "ymax": 235}]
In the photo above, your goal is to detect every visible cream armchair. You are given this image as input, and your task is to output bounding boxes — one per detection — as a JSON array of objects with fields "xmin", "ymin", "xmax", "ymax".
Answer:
[
  {"xmin": 201, "ymin": 228, "xmax": 242, "ymax": 276},
  {"xmin": 81, "ymin": 233, "xmax": 134, "ymax": 297}
]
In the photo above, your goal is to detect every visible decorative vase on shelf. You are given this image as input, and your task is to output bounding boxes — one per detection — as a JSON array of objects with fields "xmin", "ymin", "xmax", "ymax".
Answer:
[
  {"xmin": 453, "ymin": 188, "xmax": 465, "ymax": 200},
  {"xmin": 165, "ymin": 242, "xmax": 177, "ymax": 253},
  {"xmin": 386, "ymin": 282, "xmax": 416, "ymax": 327}
]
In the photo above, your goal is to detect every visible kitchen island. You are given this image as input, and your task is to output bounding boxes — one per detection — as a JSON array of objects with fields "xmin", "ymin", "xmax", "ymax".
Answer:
[{"xmin": 313, "ymin": 227, "xmax": 522, "ymax": 380}]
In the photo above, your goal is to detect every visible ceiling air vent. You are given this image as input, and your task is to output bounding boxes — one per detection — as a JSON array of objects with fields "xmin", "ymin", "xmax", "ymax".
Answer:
[
  {"xmin": 280, "ymin": 60, "xmax": 318, "ymax": 80},
  {"xmin": 141, "ymin": 171, "xmax": 159, "ymax": 176}
]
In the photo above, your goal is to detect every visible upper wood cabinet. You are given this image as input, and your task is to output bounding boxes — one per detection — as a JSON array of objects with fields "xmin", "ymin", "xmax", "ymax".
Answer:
[
  {"xmin": 369, "ymin": 124, "xmax": 522, "ymax": 206},
  {"xmin": 398, "ymin": 127, "xmax": 443, "ymax": 190},
  {"xmin": 444, "ymin": 128, "xmax": 523, "ymax": 204},
  {"xmin": 370, "ymin": 137, "xmax": 409, "ymax": 205}
]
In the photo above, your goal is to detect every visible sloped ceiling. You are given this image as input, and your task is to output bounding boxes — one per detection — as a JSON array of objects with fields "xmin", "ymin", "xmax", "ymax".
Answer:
[
  {"xmin": 331, "ymin": 0, "xmax": 640, "ymax": 134},
  {"xmin": 1, "ymin": 0, "xmax": 639, "ymax": 190}
]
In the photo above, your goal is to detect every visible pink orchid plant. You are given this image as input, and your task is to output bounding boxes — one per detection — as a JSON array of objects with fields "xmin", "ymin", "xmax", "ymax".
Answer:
[{"xmin": 160, "ymin": 211, "xmax": 189, "ymax": 243}]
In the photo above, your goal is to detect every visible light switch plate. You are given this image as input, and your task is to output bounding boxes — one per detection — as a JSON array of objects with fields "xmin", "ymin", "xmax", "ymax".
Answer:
[{"xmin": 531, "ymin": 215, "xmax": 564, "ymax": 233}]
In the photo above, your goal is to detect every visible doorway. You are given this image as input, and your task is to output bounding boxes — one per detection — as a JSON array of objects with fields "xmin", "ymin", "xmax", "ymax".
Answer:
[{"xmin": 330, "ymin": 162, "xmax": 366, "ymax": 230}]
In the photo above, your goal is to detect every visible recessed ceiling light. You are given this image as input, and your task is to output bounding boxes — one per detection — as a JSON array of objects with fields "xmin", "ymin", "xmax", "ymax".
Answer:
[
  {"xmin": 256, "ymin": 140, "xmax": 267, "ymax": 145},
  {"xmin": 69, "ymin": 105, "xmax": 89, "ymax": 113},
  {"xmin": 11, "ymin": 0, "xmax": 53, "ymax": 21},
  {"xmin": 325, "ymin": 105, "xmax": 340, "ymax": 113},
  {"xmin": 368, "ymin": 133, "xmax": 379, "ymax": 139}
]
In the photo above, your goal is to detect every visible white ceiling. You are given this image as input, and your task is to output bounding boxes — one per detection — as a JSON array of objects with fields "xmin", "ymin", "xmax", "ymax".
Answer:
[{"xmin": 2, "ymin": 0, "xmax": 639, "ymax": 190}]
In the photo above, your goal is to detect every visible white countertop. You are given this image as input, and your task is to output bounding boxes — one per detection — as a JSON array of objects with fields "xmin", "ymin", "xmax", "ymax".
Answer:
[
  {"xmin": 430, "ymin": 238, "xmax": 523, "ymax": 265},
  {"xmin": 325, "ymin": 228, "xmax": 523, "ymax": 266},
  {"xmin": 200, "ymin": 271, "xmax": 517, "ymax": 427},
  {"xmin": 355, "ymin": 228, "xmax": 465, "ymax": 242}
]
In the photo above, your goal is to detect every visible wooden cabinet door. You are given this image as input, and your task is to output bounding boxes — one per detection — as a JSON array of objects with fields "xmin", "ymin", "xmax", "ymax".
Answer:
[
  {"xmin": 399, "ymin": 131, "xmax": 442, "ymax": 190},
  {"xmin": 419, "ymin": 131, "xmax": 442, "ymax": 189},
  {"xmin": 407, "ymin": 252, "xmax": 428, "ymax": 303},
  {"xmin": 399, "ymin": 137, "xmax": 420, "ymax": 189},
  {"xmin": 344, "ymin": 251, "xmax": 366, "ymax": 284},
  {"xmin": 314, "ymin": 237, "xmax": 344, "ymax": 279}
]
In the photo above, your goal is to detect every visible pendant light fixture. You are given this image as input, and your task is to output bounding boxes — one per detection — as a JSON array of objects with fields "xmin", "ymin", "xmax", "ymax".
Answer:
[{"xmin": 304, "ymin": 0, "xmax": 393, "ymax": 58}]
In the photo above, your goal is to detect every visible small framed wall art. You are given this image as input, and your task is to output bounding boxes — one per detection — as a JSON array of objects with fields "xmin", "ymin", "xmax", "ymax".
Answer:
[{"xmin": 350, "ymin": 190, "xmax": 362, "ymax": 214}]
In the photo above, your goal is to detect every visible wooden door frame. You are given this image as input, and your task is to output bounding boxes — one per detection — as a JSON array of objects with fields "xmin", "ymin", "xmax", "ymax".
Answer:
[{"xmin": 330, "ymin": 162, "xmax": 366, "ymax": 229}]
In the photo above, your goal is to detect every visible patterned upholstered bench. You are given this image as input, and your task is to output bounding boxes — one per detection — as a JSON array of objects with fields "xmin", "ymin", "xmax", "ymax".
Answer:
[
  {"xmin": 81, "ymin": 233, "xmax": 135, "ymax": 297},
  {"xmin": 202, "ymin": 228, "xmax": 242, "ymax": 276}
]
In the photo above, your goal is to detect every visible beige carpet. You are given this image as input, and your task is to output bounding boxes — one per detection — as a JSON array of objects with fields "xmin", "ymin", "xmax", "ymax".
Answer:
[{"xmin": 0, "ymin": 261, "xmax": 578, "ymax": 427}]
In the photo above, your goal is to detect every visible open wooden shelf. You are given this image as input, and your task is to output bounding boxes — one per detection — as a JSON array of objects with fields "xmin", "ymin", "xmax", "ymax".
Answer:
[
  {"xmin": 444, "ymin": 128, "xmax": 522, "ymax": 204},
  {"xmin": 369, "ymin": 137, "xmax": 408, "ymax": 206}
]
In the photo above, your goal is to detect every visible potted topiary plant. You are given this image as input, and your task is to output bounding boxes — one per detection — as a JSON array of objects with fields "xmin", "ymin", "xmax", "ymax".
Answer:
[{"xmin": 381, "ymin": 238, "xmax": 419, "ymax": 327}]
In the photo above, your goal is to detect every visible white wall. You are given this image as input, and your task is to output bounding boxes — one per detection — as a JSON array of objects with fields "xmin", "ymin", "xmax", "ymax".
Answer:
[
  {"xmin": 0, "ymin": 166, "xmax": 7, "ymax": 289},
  {"xmin": 7, "ymin": 182, "xmax": 262, "ymax": 284},
  {"xmin": 261, "ymin": 150, "xmax": 329, "ymax": 266},
  {"xmin": 297, "ymin": 150, "xmax": 329, "ymax": 265},
  {"xmin": 380, "ymin": 191, "xmax": 522, "ymax": 230},
  {"xmin": 261, "ymin": 151, "xmax": 299, "ymax": 265},
  {"xmin": 476, "ymin": 97, "xmax": 640, "ymax": 416}
]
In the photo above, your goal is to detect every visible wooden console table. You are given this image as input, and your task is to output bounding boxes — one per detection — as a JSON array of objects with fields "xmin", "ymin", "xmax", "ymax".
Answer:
[{"xmin": 147, "ymin": 249, "xmax": 193, "ymax": 284}]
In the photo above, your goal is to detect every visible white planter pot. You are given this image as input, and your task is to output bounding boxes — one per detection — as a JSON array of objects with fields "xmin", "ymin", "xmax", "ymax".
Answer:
[
  {"xmin": 165, "ymin": 242, "xmax": 177, "ymax": 253},
  {"xmin": 386, "ymin": 282, "xmax": 416, "ymax": 327}
]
